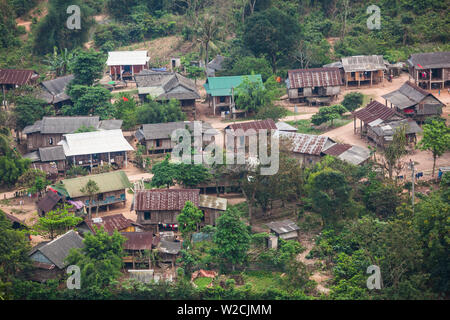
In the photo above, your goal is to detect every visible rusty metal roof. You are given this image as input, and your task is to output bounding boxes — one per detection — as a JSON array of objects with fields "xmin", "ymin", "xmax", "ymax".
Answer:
[
  {"xmin": 121, "ymin": 232, "xmax": 154, "ymax": 250},
  {"xmin": 84, "ymin": 214, "xmax": 134, "ymax": 235},
  {"xmin": 0, "ymin": 69, "xmax": 38, "ymax": 85},
  {"xmin": 267, "ymin": 219, "xmax": 299, "ymax": 234},
  {"xmin": 288, "ymin": 68, "xmax": 342, "ymax": 88},
  {"xmin": 37, "ymin": 191, "xmax": 62, "ymax": 214},
  {"xmin": 226, "ymin": 119, "xmax": 277, "ymax": 133},
  {"xmin": 277, "ymin": 131, "xmax": 333, "ymax": 156},
  {"xmin": 341, "ymin": 55, "xmax": 386, "ymax": 72},
  {"xmin": 134, "ymin": 189, "xmax": 200, "ymax": 211},
  {"xmin": 199, "ymin": 194, "xmax": 227, "ymax": 211},
  {"xmin": 353, "ymin": 100, "xmax": 397, "ymax": 123},
  {"xmin": 322, "ymin": 143, "xmax": 352, "ymax": 156}
]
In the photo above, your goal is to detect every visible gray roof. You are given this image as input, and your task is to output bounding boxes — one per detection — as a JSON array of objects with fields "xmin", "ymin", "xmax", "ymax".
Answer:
[
  {"xmin": 199, "ymin": 194, "xmax": 227, "ymax": 211},
  {"xmin": 30, "ymin": 230, "xmax": 84, "ymax": 269},
  {"xmin": 267, "ymin": 219, "xmax": 300, "ymax": 235},
  {"xmin": 323, "ymin": 61, "xmax": 343, "ymax": 69},
  {"xmin": 136, "ymin": 121, "xmax": 217, "ymax": 141},
  {"xmin": 206, "ymin": 55, "xmax": 226, "ymax": 76},
  {"xmin": 341, "ymin": 55, "xmax": 386, "ymax": 72},
  {"xmin": 333, "ymin": 145, "xmax": 370, "ymax": 166},
  {"xmin": 276, "ymin": 121, "xmax": 298, "ymax": 132},
  {"xmin": 382, "ymin": 81, "xmax": 443, "ymax": 109},
  {"xmin": 159, "ymin": 239, "xmax": 182, "ymax": 255},
  {"xmin": 134, "ymin": 70, "xmax": 200, "ymax": 100},
  {"xmin": 23, "ymin": 116, "xmax": 122, "ymax": 135},
  {"xmin": 39, "ymin": 146, "xmax": 66, "ymax": 162},
  {"xmin": 23, "ymin": 151, "xmax": 40, "ymax": 162},
  {"xmin": 38, "ymin": 75, "xmax": 74, "ymax": 104},
  {"xmin": 407, "ymin": 51, "xmax": 450, "ymax": 69},
  {"xmin": 370, "ymin": 119, "xmax": 423, "ymax": 137}
]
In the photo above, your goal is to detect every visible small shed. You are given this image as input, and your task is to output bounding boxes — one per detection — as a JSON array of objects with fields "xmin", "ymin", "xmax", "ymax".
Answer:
[
  {"xmin": 158, "ymin": 239, "xmax": 182, "ymax": 267},
  {"xmin": 199, "ymin": 194, "xmax": 227, "ymax": 226},
  {"xmin": 37, "ymin": 75, "xmax": 74, "ymax": 107},
  {"xmin": 121, "ymin": 232, "xmax": 156, "ymax": 269},
  {"xmin": 107, "ymin": 51, "xmax": 150, "ymax": 80},
  {"xmin": 266, "ymin": 219, "xmax": 300, "ymax": 241},
  {"xmin": 77, "ymin": 213, "xmax": 140, "ymax": 236},
  {"xmin": 341, "ymin": 55, "xmax": 386, "ymax": 87}
]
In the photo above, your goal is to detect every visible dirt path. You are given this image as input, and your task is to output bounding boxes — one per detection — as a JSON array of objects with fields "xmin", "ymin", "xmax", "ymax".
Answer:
[{"xmin": 296, "ymin": 231, "xmax": 331, "ymax": 295}]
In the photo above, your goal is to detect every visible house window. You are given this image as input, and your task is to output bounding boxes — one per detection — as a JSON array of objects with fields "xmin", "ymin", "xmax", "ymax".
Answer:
[
  {"xmin": 219, "ymin": 96, "xmax": 226, "ymax": 103},
  {"xmin": 144, "ymin": 211, "xmax": 151, "ymax": 220},
  {"xmin": 48, "ymin": 137, "xmax": 53, "ymax": 145},
  {"xmin": 351, "ymin": 72, "xmax": 355, "ymax": 78},
  {"xmin": 298, "ymin": 88, "xmax": 304, "ymax": 95},
  {"xmin": 156, "ymin": 139, "xmax": 161, "ymax": 147}
]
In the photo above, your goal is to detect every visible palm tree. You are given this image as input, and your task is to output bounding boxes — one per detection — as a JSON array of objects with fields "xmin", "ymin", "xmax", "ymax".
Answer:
[
  {"xmin": 196, "ymin": 14, "xmax": 221, "ymax": 67},
  {"xmin": 80, "ymin": 179, "xmax": 99, "ymax": 220}
]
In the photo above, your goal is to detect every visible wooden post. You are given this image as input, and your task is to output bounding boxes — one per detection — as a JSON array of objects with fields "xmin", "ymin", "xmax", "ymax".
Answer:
[
  {"xmin": 213, "ymin": 97, "xmax": 216, "ymax": 116},
  {"xmin": 125, "ymin": 151, "xmax": 128, "ymax": 168},
  {"xmin": 108, "ymin": 152, "xmax": 111, "ymax": 164},
  {"xmin": 370, "ymin": 71, "xmax": 373, "ymax": 87},
  {"xmin": 429, "ymin": 69, "xmax": 432, "ymax": 90},
  {"xmin": 90, "ymin": 154, "xmax": 93, "ymax": 170},
  {"xmin": 353, "ymin": 116, "xmax": 356, "ymax": 134}
]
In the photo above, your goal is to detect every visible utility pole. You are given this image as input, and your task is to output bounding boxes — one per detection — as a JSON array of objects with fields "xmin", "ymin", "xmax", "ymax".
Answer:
[{"xmin": 409, "ymin": 159, "xmax": 415, "ymax": 214}]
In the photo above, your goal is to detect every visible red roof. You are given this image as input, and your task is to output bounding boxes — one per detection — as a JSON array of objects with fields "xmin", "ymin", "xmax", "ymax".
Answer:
[
  {"xmin": 288, "ymin": 68, "xmax": 342, "ymax": 88},
  {"xmin": 226, "ymin": 119, "xmax": 277, "ymax": 132},
  {"xmin": 84, "ymin": 214, "xmax": 134, "ymax": 235},
  {"xmin": 0, "ymin": 69, "xmax": 38, "ymax": 85},
  {"xmin": 134, "ymin": 189, "xmax": 200, "ymax": 211},
  {"xmin": 322, "ymin": 143, "xmax": 352, "ymax": 156},
  {"xmin": 121, "ymin": 232, "xmax": 155, "ymax": 250},
  {"xmin": 353, "ymin": 100, "xmax": 396, "ymax": 123}
]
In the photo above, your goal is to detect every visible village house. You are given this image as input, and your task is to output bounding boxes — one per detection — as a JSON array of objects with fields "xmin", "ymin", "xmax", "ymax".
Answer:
[
  {"xmin": 224, "ymin": 119, "xmax": 277, "ymax": 154},
  {"xmin": 407, "ymin": 51, "xmax": 450, "ymax": 90},
  {"xmin": 51, "ymin": 171, "xmax": 130, "ymax": 212},
  {"xmin": 266, "ymin": 219, "xmax": 300, "ymax": 241},
  {"xmin": 24, "ymin": 146, "xmax": 66, "ymax": 177},
  {"xmin": 204, "ymin": 74, "xmax": 263, "ymax": 116},
  {"xmin": 4, "ymin": 212, "xmax": 29, "ymax": 232},
  {"xmin": 121, "ymin": 232, "xmax": 157, "ymax": 269},
  {"xmin": 37, "ymin": 75, "xmax": 74, "ymax": 108},
  {"xmin": 286, "ymin": 68, "xmax": 342, "ymax": 105},
  {"xmin": 326, "ymin": 55, "xmax": 386, "ymax": 88},
  {"xmin": 28, "ymin": 230, "xmax": 84, "ymax": 282},
  {"xmin": 0, "ymin": 69, "xmax": 39, "ymax": 103},
  {"xmin": 77, "ymin": 213, "xmax": 143, "ymax": 236},
  {"xmin": 23, "ymin": 116, "xmax": 123, "ymax": 151},
  {"xmin": 134, "ymin": 70, "xmax": 200, "ymax": 118},
  {"xmin": 199, "ymin": 194, "xmax": 227, "ymax": 226},
  {"xmin": 107, "ymin": 50, "xmax": 150, "ymax": 80},
  {"xmin": 322, "ymin": 143, "xmax": 371, "ymax": 166},
  {"xmin": 382, "ymin": 81, "xmax": 444, "ymax": 122},
  {"xmin": 58, "ymin": 129, "xmax": 134, "ymax": 170},
  {"xmin": 158, "ymin": 239, "xmax": 182, "ymax": 267},
  {"xmin": 135, "ymin": 121, "xmax": 217, "ymax": 155},
  {"xmin": 36, "ymin": 190, "xmax": 84, "ymax": 217},
  {"xmin": 353, "ymin": 100, "xmax": 422, "ymax": 148},
  {"xmin": 134, "ymin": 188, "xmax": 200, "ymax": 233},
  {"xmin": 206, "ymin": 55, "xmax": 226, "ymax": 77}
]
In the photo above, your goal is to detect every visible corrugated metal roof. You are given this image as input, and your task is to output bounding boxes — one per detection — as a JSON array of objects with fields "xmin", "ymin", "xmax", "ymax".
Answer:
[
  {"xmin": 322, "ymin": 143, "xmax": 352, "ymax": 156},
  {"xmin": 159, "ymin": 239, "xmax": 182, "ymax": 254},
  {"xmin": 353, "ymin": 101, "xmax": 396, "ymax": 123},
  {"xmin": 276, "ymin": 121, "xmax": 298, "ymax": 132},
  {"xmin": 276, "ymin": 131, "xmax": 333, "ymax": 156},
  {"xmin": 382, "ymin": 81, "xmax": 443, "ymax": 110},
  {"xmin": 37, "ymin": 191, "xmax": 62, "ymax": 213},
  {"xmin": 54, "ymin": 171, "xmax": 130, "ymax": 198},
  {"xmin": 121, "ymin": 232, "xmax": 154, "ymax": 250},
  {"xmin": 370, "ymin": 119, "xmax": 423, "ymax": 137},
  {"xmin": 40, "ymin": 116, "xmax": 100, "ymax": 134},
  {"xmin": 136, "ymin": 121, "xmax": 217, "ymax": 141},
  {"xmin": 84, "ymin": 214, "xmax": 134, "ymax": 235},
  {"xmin": 58, "ymin": 129, "xmax": 133, "ymax": 156},
  {"xmin": 134, "ymin": 189, "xmax": 200, "ymax": 211},
  {"xmin": 267, "ymin": 219, "xmax": 299, "ymax": 234},
  {"xmin": 0, "ymin": 69, "xmax": 38, "ymax": 85},
  {"xmin": 288, "ymin": 68, "xmax": 342, "ymax": 88},
  {"xmin": 23, "ymin": 151, "xmax": 40, "ymax": 162},
  {"xmin": 336, "ymin": 145, "xmax": 370, "ymax": 166},
  {"xmin": 39, "ymin": 146, "xmax": 66, "ymax": 162},
  {"xmin": 407, "ymin": 51, "xmax": 450, "ymax": 69},
  {"xmin": 38, "ymin": 75, "xmax": 74, "ymax": 104},
  {"xmin": 31, "ymin": 230, "xmax": 84, "ymax": 269},
  {"xmin": 107, "ymin": 51, "xmax": 149, "ymax": 66},
  {"xmin": 341, "ymin": 55, "xmax": 386, "ymax": 72},
  {"xmin": 204, "ymin": 75, "xmax": 263, "ymax": 97},
  {"xmin": 226, "ymin": 119, "xmax": 277, "ymax": 133},
  {"xmin": 199, "ymin": 194, "xmax": 227, "ymax": 211}
]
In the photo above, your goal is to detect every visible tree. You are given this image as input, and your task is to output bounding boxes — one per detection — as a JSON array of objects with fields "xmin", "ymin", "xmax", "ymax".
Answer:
[
  {"xmin": 417, "ymin": 121, "xmax": 450, "ymax": 177},
  {"xmin": 0, "ymin": 210, "xmax": 31, "ymax": 300},
  {"xmin": 151, "ymin": 155, "xmax": 178, "ymax": 188},
  {"xmin": 136, "ymin": 99, "xmax": 186, "ymax": 125},
  {"xmin": 80, "ymin": 179, "xmax": 100, "ymax": 219},
  {"xmin": 256, "ymin": 104, "xmax": 287, "ymax": 122},
  {"xmin": 64, "ymin": 85, "xmax": 113, "ymax": 118},
  {"xmin": 311, "ymin": 105, "xmax": 347, "ymax": 127},
  {"xmin": 342, "ymin": 92, "xmax": 364, "ymax": 112},
  {"xmin": 177, "ymin": 201, "xmax": 203, "ymax": 244},
  {"xmin": 113, "ymin": 94, "xmax": 138, "ymax": 130},
  {"xmin": 196, "ymin": 14, "xmax": 221, "ymax": 66},
  {"xmin": 44, "ymin": 47, "xmax": 74, "ymax": 77},
  {"xmin": 226, "ymin": 56, "xmax": 272, "ymax": 82},
  {"xmin": 14, "ymin": 95, "xmax": 54, "ymax": 133},
  {"xmin": 235, "ymin": 76, "xmax": 274, "ymax": 114},
  {"xmin": 0, "ymin": 155, "xmax": 30, "ymax": 187},
  {"xmin": 33, "ymin": 0, "xmax": 94, "ymax": 54},
  {"xmin": 382, "ymin": 124, "xmax": 408, "ymax": 180},
  {"xmin": 307, "ymin": 168, "xmax": 352, "ymax": 226},
  {"xmin": 175, "ymin": 163, "xmax": 211, "ymax": 187},
  {"xmin": 65, "ymin": 227, "xmax": 125, "ymax": 293},
  {"xmin": 212, "ymin": 206, "xmax": 250, "ymax": 271},
  {"xmin": 16, "ymin": 169, "xmax": 49, "ymax": 198},
  {"xmin": 70, "ymin": 50, "xmax": 107, "ymax": 86},
  {"xmin": 0, "ymin": 0, "xmax": 19, "ymax": 49},
  {"xmin": 32, "ymin": 205, "xmax": 82, "ymax": 240},
  {"xmin": 243, "ymin": 7, "xmax": 302, "ymax": 73}
]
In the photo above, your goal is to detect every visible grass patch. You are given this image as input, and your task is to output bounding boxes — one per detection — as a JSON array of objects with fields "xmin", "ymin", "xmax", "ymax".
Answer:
[
  {"xmin": 194, "ymin": 277, "xmax": 213, "ymax": 289},
  {"xmin": 287, "ymin": 117, "xmax": 352, "ymax": 134},
  {"xmin": 241, "ymin": 270, "xmax": 284, "ymax": 293}
]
